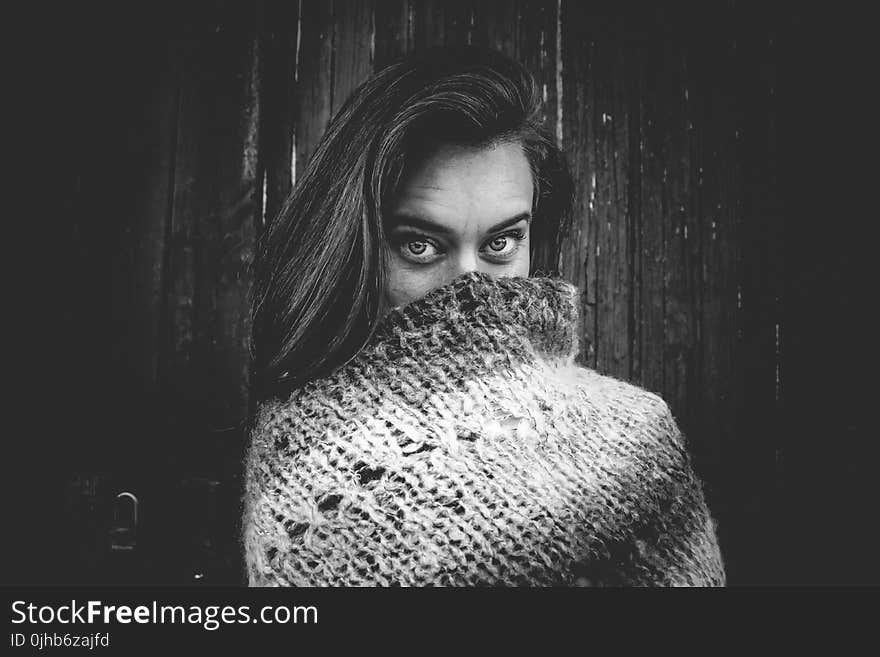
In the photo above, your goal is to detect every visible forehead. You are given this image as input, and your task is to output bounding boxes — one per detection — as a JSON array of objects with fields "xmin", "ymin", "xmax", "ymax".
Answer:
[{"xmin": 390, "ymin": 141, "xmax": 533, "ymax": 223}]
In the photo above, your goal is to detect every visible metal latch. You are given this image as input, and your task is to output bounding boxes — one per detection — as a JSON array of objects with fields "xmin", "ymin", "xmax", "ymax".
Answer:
[{"xmin": 109, "ymin": 491, "xmax": 138, "ymax": 552}]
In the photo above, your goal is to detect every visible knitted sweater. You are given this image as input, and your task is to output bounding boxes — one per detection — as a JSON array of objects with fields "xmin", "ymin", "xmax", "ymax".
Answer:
[{"xmin": 241, "ymin": 272, "xmax": 726, "ymax": 586}]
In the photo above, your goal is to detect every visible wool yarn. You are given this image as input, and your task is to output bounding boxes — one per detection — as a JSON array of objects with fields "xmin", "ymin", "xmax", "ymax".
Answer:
[{"xmin": 242, "ymin": 272, "xmax": 725, "ymax": 586}]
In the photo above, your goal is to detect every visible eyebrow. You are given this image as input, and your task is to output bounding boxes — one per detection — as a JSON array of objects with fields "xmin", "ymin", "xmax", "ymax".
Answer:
[{"xmin": 387, "ymin": 212, "xmax": 532, "ymax": 236}]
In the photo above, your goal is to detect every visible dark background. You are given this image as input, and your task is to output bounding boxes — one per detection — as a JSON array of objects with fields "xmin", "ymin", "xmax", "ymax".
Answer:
[{"xmin": 9, "ymin": 1, "xmax": 873, "ymax": 586}]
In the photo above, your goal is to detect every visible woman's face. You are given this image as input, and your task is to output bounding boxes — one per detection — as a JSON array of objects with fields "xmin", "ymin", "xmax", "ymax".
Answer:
[{"xmin": 384, "ymin": 140, "xmax": 534, "ymax": 309}]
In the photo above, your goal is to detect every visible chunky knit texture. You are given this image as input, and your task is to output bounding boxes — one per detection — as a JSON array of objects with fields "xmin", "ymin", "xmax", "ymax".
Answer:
[{"xmin": 242, "ymin": 272, "xmax": 725, "ymax": 586}]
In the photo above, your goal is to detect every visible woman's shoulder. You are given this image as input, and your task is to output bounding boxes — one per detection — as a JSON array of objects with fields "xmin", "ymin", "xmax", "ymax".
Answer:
[
  {"xmin": 248, "ymin": 383, "xmax": 343, "ymax": 445},
  {"xmin": 569, "ymin": 364, "xmax": 668, "ymax": 411},
  {"xmin": 247, "ymin": 369, "xmax": 393, "ymax": 456},
  {"xmin": 567, "ymin": 365, "xmax": 682, "ymax": 443}
]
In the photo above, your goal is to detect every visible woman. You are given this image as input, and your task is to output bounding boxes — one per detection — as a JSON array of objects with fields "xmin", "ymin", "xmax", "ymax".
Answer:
[{"xmin": 242, "ymin": 46, "xmax": 725, "ymax": 586}]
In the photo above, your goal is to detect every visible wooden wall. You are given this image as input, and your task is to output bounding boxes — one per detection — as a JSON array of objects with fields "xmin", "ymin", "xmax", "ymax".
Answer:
[{"xmin": 45, "ymin": 0, "xmax": 786, "ymax": 585}]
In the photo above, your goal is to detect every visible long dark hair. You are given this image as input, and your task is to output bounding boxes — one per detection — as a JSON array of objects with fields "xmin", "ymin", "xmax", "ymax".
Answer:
[{"xmin": 251, "ymin": 46, "xmax": 574, "ymax": 402}]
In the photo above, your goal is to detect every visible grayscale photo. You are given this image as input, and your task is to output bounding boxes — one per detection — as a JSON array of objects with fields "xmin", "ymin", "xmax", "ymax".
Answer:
[{"xmin": 7, "ymin": 0, "xmax": 872, "ymax": 624}]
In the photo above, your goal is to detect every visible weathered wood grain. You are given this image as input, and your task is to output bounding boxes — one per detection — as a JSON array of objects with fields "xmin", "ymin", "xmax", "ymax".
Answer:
[
  {"xmin": 258, "ymin": 0, "xmax": 299, "ymax": 226},
  {"xmin": 516, "ymin": 0, "xmax": 559, "ymax": 146},
  {"xmin": 479, "ymin": 0, "xmax": 518, "ymax": 54},
  {"xmin": 163, "ymin": 2, "xmax": 260, "ymax": 435},
  {"xmin": 655, "ymin": 15, "xmax": 692, "ymax": 432},
  {"xmin": 559, "ymin": 0, "xmax": 595, "ymax": 366},
  {"xmin": 591, "ymin": 14, "xmax": 632, "ymax": 382},
  {"xmin": 295, "ymin": 0, "xmax": 334, "ymax": 177},
  {"xmin": 110, "ymin": 33, "xmax": 177, "ymax": 395},
  {"xmin": 413, "ymin": 0, "xmax": 475, "ymax": 49},
  {"xmin": 332, "ymin": 0, "xmax": 375, "ymax": 115},
  {"xmin": 721, "ymin": 3, "xmax": 783, "ymax": 584},
  {"xmin": 374, "ymin": 0, "xmax": 413, "ymax": 69}
]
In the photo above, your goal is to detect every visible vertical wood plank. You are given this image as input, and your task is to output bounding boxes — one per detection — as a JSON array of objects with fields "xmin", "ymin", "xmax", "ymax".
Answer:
[
  {"xmin": 686, "ymin": 4, "xmax": 741, "ymax": 490},
  {"xmin": 110, "ymin": 34, "xmax": 177, "ymax": 396},
  {"xmin": 332, "ymin": 0, "xmax": 375, "ymax": 115},
  {"xmin": 374, "ymin": 0, "xmax": 413, "ymax": 69},
  {"xmin": 517, "ymin": 0, "xmax": 559, "ymax": 147},
  {"xmin": 259, "ymin": 0, "xmax": 300, "ymax": 227},
  {"xmin": 559, "ymin": 0, "xmax": 597, "ymax": 366},
  {"xmin": 442, "ymin": 0, "xmax": 476, "ymax": 46},
  {"xmin": 295, "ymin": 0, "xmax": 334, "ymax": 176},
  {"xmin": 636, "ymin": 27, "xmax": 667, "ymax": 401},
  {"xmin": 692, "ymin": 17, "xmax": 745, "ymax": 576},
  {"xmin": 725, "ymin": 3, "xmax": 783, "ymax": 584},
  {"xmin": 479, "ymin": 0, "xmax": 519, "ymax": 55},
  {"xmin": 589, "ymin": 13, "xmax": 631, "ymax": 382},
  {"xmin": 161, "ymin": 4, "xmax": 264, "ymax": 582},
  {"xmin": 625, "ymin": 22, "xmax": 643, "ymax": 387},
  {"xmin": 413, "ymin": 0, "xmax": 445, "ymax": 49},
  {"xmin": 163, "ymin": 2, "xmax": 261, "ymax": 440},
  {"xmin": 413, "ymin": 0, "xmax": 475, "ymax": 49},
  {"xmin": 660, "ymin": 22, "xmax": 693, "ymax": 430}
]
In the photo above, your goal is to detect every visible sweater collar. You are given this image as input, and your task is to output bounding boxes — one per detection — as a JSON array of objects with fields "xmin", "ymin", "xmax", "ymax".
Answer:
[{"xmin": 364, "ymin": 272, "xmax": 580, "ymax": 367}]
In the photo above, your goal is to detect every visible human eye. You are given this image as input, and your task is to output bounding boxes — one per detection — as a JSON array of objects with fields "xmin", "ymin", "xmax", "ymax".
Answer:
[
  {"xmin": 392, "ymin": 232, "xmax": 444, "ymax": 264},
  {"xmin": 481, "ymin": 228, "xmax": 527, "ymax": 263}
]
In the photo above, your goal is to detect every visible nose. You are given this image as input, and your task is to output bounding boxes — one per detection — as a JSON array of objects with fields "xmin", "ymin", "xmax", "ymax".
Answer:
[{"xmin": 448, "ymin": 250, "xmax": 482, "ymax": 279}]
